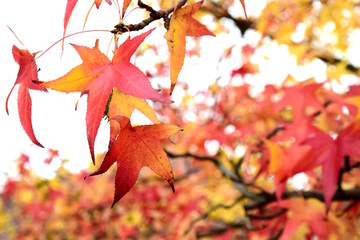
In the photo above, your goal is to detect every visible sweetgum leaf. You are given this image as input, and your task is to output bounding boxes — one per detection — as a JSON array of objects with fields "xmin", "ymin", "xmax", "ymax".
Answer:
[
  {"xmin": 107, "ymin": 88, "xmax": 160, "ymax": 147},
  {"xmin": 304, "ymin": 120, "xmax": 360, "ymax": 211},
  {"xmin": 41, "ymin": 29, "xmax": 170, "ymax": 162},
  {"xmin": 6, "ymin": 46, "xmax": 47, "ymax": 147},
  {"xmin": 164, "ymin": 1, "xmax": 215, "ymax": 94},
  {"xmin": 88, "ymin": 122, "xmax": 182, "ymax": 207}
]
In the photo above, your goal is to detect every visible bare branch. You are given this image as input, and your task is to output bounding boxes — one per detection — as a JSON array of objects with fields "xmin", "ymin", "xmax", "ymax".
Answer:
[
  {"xmin": 184, "ymin": 196, "xmax": 244, "ymax": 235},
  {"xmin": 111, "ymin": 0, "xmax": 187, "ymax": 34},
  {"xmin": 247, "ymin": 208, "xmax": 286, "ymax": 220},
  {"xmin": 245, "ymin": 188, "xmax": 360, "ymax": 211},
  {"xmin": 202, "ymin": 1, "xmax": 253, "ymax": 35}
]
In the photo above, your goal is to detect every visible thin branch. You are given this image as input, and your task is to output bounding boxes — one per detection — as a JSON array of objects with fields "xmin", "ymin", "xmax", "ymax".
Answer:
[
  {"xmin": 245, "ymin": 187, "xmax": 360, "ymax": 211},
  {"xmin": 196, "ymin": 221, "xmax": 246, "ymax": 239},
  {"xmin": 137, "ymin": 0, "xmax": 156, "ymax": 14},
  {"xmin": 166, "ymin": 150, "xmax": 240, "ymax": 182},
  {"xmin": 247, "ymin": 208, "xmax": 286, "ymax": 220},
  {"xmin": 184, "ymin": 196, "xmax": 244, "ymax": 235},
  {"xmin": 270, "ymin": 228, "xmax": 284, "ymax": 240},
  {"xmin": 111, "ymin": 0, "xmax": 187, "ymax": 34},
  {"xmin": 201, "ymin": 1, "xmax": 253, "ymax": 35},
  {"xmin": 174, "ymin": 168, "xmax": 199, "ymax": 183},
  {"xmin": 166, "ymin": 150, "xmax": 267, "ymax": 202}
]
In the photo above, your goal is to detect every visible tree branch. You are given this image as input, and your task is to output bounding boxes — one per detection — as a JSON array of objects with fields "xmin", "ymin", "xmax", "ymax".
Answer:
[
  {"xmin": 245, "ymin": 187, "xmax": 360, "ymax": 211},
  {"xmin": 166, "ymin": 150, "xmax": 240, "ymax": 182},
  {"xmin": 202, "ymin": 1, "xmax": 253, "ymax": 35},
  {"xmin": 166, "ymin": 150, "xmax": 266, "ymax": 201},
  {"xmin": 111, "ymin": 0, "xmax": 187, "ymax": 34},
  {"xmin": 184, "ymin": 195, "xmax": 244, "ymax": 235},
  {"xmin": 247, "ymin": 208, "xmax": 286, "ymax": 220}
]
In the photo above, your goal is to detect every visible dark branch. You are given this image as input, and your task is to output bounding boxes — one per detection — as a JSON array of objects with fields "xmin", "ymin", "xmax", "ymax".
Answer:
[
  {"xmin": 111, "ymin": 0, "xmax": 187, "ymax": 34},
  {"xmin": 202, "ymin": 1, "xmax": 253, "ymax": 35},
  {"xmin": 166, "ymin": 150, "xmax": 241, "ymax": 182},
  {"xmin": 245, "ymin": 187, "xmax": 360, "ymax": 211},
  {"xmin": 196, "ymin": 221, "xmax": 247, "ymax": 239},
  {"xmin": 166, "ymin": 150, "xmax": 265, "ymax": 201},
  {"xmin": 185, "ymin": 196, "xmax": 244, "ymax": 235},
  {"xmin": 137, "ymin": 0, "xmax": 156, "ymax": 14},
  {"xmin": 247, "ymin": 208, "xmax": 286, "ymax": 220},
  {"xmin": 318, "ymin": 56, "xmax": 359, "ymax": 74}
]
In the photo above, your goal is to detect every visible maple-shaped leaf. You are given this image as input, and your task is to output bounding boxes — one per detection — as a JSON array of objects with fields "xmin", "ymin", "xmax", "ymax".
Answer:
[
  {"xmin": 6, "ymin": 46, "xmax": 47, "ymax": 147},
  {"xmin": 164, "ymin": 1, "xmax": 215, "ymax": 94},
  {"xmin": 87, "ymin": 122, "xmax": 182, "ymax": 207},
  {"xmin": 107, "ymin": 88, "xmax": 160, "ymax": 146},
  {"xmin": 264, "ymin": 139, "xmax": 313, "ymax": 199},
  {"xmin": 279, "ymin": 199, "xmax": 333, "ymax": 239},
  {"xmin": 276, "ymin": 82, "xmax": 323, "ymax": 123},
  {"xmin": 41, "ymin": 29, "xmax": 170, "ymax": 162},
  {"xmin": 304, "ymin": 120, "xmax": 360, "ymax": 211}
]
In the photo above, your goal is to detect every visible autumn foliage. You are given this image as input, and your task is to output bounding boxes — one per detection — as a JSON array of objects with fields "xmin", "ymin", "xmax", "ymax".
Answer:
[{"xmin": 3, "ymin": 0, "xmax": 360, "ymax": 239}]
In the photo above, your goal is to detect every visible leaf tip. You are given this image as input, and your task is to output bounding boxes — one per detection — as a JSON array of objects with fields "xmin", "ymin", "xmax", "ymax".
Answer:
[{"xmin": 37, "ymin": 142, "xmax": 44, "ymax": 148}]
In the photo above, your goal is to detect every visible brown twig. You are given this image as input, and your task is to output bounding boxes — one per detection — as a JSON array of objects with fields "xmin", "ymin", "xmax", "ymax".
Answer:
[
  {"xmin": 184, "ymin": 196, "xmax": 244, "ymax": 235},
  {"xmin": 111, "ymin": 0, "xmax": 187, "ymax": 34},
  {"xmin": 247, "ymin": 208, "xmax": 286, "ymax": 220},
  {"xmin": 244, "ymin": 187, "xmax": 360, "ymax": 211}
]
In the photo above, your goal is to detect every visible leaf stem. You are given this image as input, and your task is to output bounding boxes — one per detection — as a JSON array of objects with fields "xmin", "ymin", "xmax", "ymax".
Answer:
[
  {"xmin": 7, "ymin": 26, "xmax": 28, "ymax": 50},
  {"xmin": 35, "ymin": 29, "xmax": 111, "ymax": 60}
]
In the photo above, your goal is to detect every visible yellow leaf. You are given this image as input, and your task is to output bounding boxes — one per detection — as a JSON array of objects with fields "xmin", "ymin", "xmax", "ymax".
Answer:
[{"xmin": 164, "ymin": 1, "xmax": 215, "ymax": 94}]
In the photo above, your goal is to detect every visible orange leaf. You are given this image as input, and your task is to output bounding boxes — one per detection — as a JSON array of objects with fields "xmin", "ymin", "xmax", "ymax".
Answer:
[
  {"xmin": 279, "ymin": 199, "xmax": 329, "ymax": 239},
  {"xmin": 239, "ymin": 0, "xmax": 248, "ymax": 19},
  {"xmin": 107, "ymin": 88, "xmax": 160, "ymax": 146},
  {"xmin": 164, "ymin": 1, "xmax": 215, "ymax": 94},
  {"xmin": 88, "ymin": 122, "xmax": 182, "ymax": 207},
  {"xmin": 6, "ymin": 46, "xmax": 47, "ymax": 147},
  {"xmin": 95, "ymin": 0, "xmax": 112, "ymax": 9},
  {"xmin": 41, "ymin": 29, "xmax": 170, "ymax": 162},
  {"xmin": 122, "ymin": 0, "xmax": 132, "ymax": 18}
]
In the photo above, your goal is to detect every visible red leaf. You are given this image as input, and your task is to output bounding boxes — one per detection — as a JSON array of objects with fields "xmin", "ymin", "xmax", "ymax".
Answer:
[
  {"xmin": 276, "ymin": 82, "xmax": 323, "ymax": 123},
  {"xmin": 6, "ymin": 46, "xmax": 46, "ymax": 147},
  {"xmin": 41, "ymin": 29, "xmax": 170, "ymax": 162},
  {"xmin": 88, "ymin": 122, "xmax": 181, "ymax": 207},
  {"xmin": 63, "ymin": 0, "xmax": 78, "ymax": 48},
  {"xmin": 304, "ymin": 120, "xmax": 360, "ymax": 211}
]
